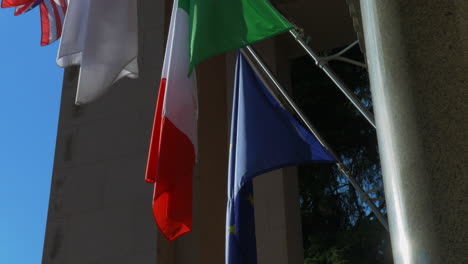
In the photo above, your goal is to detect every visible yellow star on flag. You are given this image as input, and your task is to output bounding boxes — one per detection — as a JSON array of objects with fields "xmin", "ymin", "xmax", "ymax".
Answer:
[
  {"xmin": 247, "ymin": 194, "xmax": 254, "ymax": 205},
  {"xmin": 228, "ymin": 225, "xmax": 236, "ymax": 235}
]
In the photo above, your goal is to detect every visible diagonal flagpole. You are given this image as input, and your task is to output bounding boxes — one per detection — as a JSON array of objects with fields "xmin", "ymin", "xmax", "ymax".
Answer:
[
  {"xmin": 288, "ymin": 28, "xmax": 376, "ymax": 129},
  {"xmin": 241, "ymin": 46, "xmax": 389, "ymax": 231},
  {"xmin": 267, "ymin": 2, "xmax": 376, "ymax": 128}
]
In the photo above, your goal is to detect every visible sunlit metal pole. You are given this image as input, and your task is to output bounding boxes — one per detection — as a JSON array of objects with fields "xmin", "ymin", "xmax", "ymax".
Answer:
[{"xmin": 359, "ymin": 0, "xmax": 468, "ymax": 263}]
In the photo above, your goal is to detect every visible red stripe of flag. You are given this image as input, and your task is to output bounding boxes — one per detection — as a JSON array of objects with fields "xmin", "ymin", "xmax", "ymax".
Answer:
[
  {"xmin": 146, "ymin": 78, "xmax": 167, "ymax": 184},
  {"xmin": 1, "ymin": 0, "xmax": 36, "ymax": 8},
  {"xmin": 14, "ymin": 3, "xmax": 33, "ymax": 15},
  {"xmin": 152, "ymin": 117, "xmax": 194, "ymax": 240},
  {"xmin": 146, "ymin": 78, "xmax": 195, "ymax": 240},
  {"xmin": 39, "ymin": 2, "xmax": 50, "ymax": 46},
  {"xmin": 58, "ymin": 0, "xmax": 65, "ymax": 13},
  {"xmin": 50, "ymin": 0, "xmax": 62, "ymax": 42}
]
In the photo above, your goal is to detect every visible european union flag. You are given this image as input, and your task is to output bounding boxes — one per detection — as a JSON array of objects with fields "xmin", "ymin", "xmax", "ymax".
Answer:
[{"xmin": 226, "ymin": 53, "xmax": 336, "ymax": 264}]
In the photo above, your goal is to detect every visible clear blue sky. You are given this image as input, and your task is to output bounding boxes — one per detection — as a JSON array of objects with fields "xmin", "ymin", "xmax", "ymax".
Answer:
[{"xmin": 0, "ymin": 8, "xmax": 63, "ymax": 264}]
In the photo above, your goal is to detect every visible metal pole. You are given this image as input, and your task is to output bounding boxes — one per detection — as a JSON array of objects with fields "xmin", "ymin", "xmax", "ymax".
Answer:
[
  {"xmin": 241, "ymin": 46, "xmax": 389, "ymax": 231},
  {"xmin": 336, "ymin": 164, "xmax": 389, "ymax": 231},
  {"xmin": 289, "ymin": 29, "xmax": 377, "ymax": 129},
  {"xmin": 321, "ymin": 40, "xmax": 367, "ymax": 68},
  {"xmin": 242, "ymin": 47, "xmax": 329, "ymax": 150}
]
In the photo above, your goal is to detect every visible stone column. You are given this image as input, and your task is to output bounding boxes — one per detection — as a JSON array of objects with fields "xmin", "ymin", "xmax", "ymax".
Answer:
[
  {"xmin": 195, "ymin": 54, "xmax": 230, "ymax": 264},
  {"xmin": 42, "ymin": 0, "xmax": 166, "ymax": 262},
  {"xmin": 251, "ymin": 38, "xmax": 304, "ymax": 264},
  {"xmin": 254, "ymin": 168, "xmax": 304, "ymax": 264},
  {"xmin": 360, "ymin": 0, "xmax": 468, "ymax": 263}
]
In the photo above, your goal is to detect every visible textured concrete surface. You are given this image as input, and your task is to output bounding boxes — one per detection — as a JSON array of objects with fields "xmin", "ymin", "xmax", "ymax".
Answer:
[
  {"xmin": 361, "ymin": 0, "xmax": 468, "ymax": 263},
  {"xmin": 42, "ymin": 0, "xmax": 165, "ymax": 262}
]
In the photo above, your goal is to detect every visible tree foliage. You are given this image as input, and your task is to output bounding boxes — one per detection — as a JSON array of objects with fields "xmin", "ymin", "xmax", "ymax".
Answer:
[{"xmin": 291, "ymin": 46, "xmax": 393, "ymax": 264}]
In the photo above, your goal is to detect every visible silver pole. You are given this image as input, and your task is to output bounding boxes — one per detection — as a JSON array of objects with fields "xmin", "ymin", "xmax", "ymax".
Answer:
[
  {"xmin": 241, "ymin": 46, "xmax": 389, "ymax": 231},
  {"xmin": 289, "ymin": 29, "xmax": 376, "ymax": 129},
  {"xmin": 336, "ymin": 164, "xmax": 389, "ymax": 231},
  {"xmin": 242, "ymin": 46, "xmax": 329, "ymax": 151},
  {"xmin": 321, "ymin": 40, "xmax": 367, "ymax": 68}
]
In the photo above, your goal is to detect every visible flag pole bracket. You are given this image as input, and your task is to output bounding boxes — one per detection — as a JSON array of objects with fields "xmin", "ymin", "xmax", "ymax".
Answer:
[{"xmin": 289, "ymin": 26, "xmax": 376, "ymax": 129}]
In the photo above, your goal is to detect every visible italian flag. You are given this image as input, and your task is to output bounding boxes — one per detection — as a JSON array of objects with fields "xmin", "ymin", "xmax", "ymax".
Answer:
[
  {"xmin": 146, "ymin": 0, "xmax": 291, "ymax": 241},
  {"xmin": 145, "ymin": 0, "xmax": 197, "ymax": 241}
]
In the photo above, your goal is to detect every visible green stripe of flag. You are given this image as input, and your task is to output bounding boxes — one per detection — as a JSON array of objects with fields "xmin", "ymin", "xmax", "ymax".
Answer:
[{"xmin": 178, "ymin": 0, "xmax": 292, "ymax": 73}]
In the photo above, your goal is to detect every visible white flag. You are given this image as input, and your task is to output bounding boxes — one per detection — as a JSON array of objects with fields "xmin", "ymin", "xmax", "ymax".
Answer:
[{"xmin": 57, "ymin": 0, "xmax": 138, "ymax": 105}]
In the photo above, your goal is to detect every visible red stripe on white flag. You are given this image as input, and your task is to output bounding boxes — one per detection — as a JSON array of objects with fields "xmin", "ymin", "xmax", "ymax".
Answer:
[
  {"xmin": 14, "ymin": 1, "xmax": 36, "ymax": 15},
  {"xmin": 39, "ymin": 2, "xmax": 51, "ymax": 46},
  {"xmin": 145, "ymin": 2, "xmax": 197, "ymax": 241},
  {"xmin": 1, "ymin": 0, "xmax": 35, "ymax": 8}
]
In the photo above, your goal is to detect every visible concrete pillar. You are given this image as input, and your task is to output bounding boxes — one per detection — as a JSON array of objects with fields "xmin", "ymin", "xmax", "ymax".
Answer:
[
  {"xmin": 195, "ymin": 54, "xmax": 230, "ymax": 264},
  {"xmin": 360, "ymin": 0, "xmax": 468, "ymax": 263},
  {"xmin": 254, "ymin": 168, "xmax": 303, "ymax": 264},
  {"xmin": 42, "ymin": 0, "xmax": 166, "ymax": 263},
  {"xmin": 251, "ymin": 39, "xmax": 304, "ymax": 264}
]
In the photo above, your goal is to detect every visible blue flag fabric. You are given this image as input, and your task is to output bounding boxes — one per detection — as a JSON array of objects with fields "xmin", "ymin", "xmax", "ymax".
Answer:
[{"xmin": 226, "ymin": 53, "xmax": 336, "ymax": 264}]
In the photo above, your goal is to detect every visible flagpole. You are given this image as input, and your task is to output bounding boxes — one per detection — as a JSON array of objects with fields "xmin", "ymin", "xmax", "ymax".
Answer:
[
  {"xmin": 288, "ymin": 29, "xmax": 377, "ymax": 129},
  {"xmin": 241, "ymin": 47, "xmax": 389, "ymax": 231}
]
